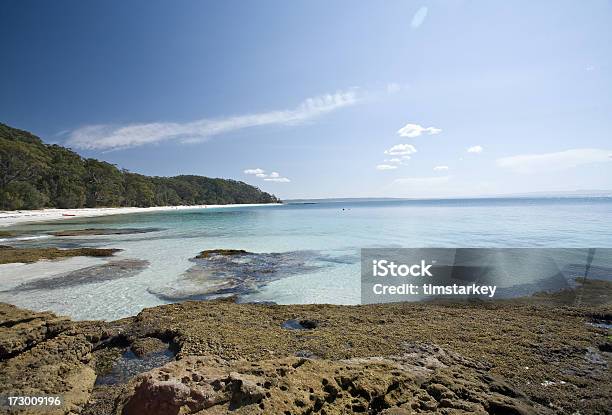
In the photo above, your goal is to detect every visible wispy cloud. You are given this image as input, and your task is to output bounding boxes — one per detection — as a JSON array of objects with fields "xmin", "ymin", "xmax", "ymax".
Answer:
[
  {"xmin": 397, "ymin": 123, "xmax": 441, "ymax": 138},
  {"xmin": 410, "ymin": 6, "xmax": 428, "ymax": 29},
  {"xmin": 467, "ymin": 145, "xmax": 483, "ymax": 154},
  {"xmin": 376, "ymin": 164, "xmax": 398, "ymax": 171},
  {"xmin": 244, "ymin": 168, "xmax": 291, "ymax": 183},
  {"xmin": 67, "ymin": 89, "xmax": 360, "ymax": 150},
  {"xmin": 497, "ymin": 148, "xmax": 612, "ymax": 174},
  {"xmin": 377, "ymin": 154, "xmax": 412, "ymax": 170},
  {"xmin": 433, "ymin": 165, "xmax": 449, "ymax": 171},
  {"xmin": 384, "ymin": 144, "xmax": 417, "ymax": 156}
]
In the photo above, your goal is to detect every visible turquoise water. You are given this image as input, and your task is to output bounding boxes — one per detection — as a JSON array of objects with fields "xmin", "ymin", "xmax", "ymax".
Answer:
[{"xmin": 1, "ymin": 198, "xmax": 611, "ymax": 320}]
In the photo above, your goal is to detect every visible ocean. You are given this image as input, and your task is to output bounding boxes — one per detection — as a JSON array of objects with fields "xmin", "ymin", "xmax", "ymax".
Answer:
[{"xmin": 1, "ymin": 197, "xmax": 611, "ymax": 320}]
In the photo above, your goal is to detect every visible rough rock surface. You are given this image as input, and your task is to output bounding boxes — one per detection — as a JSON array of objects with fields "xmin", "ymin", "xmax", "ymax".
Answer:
[
  {"xmin": 0, "ymin": 303, "xmax": 71, "ymax": 359},
  {"xmin": 0, "ymin": 279, "xmax": 610, "ymax": 414},
  {"xmin": 115, "ymin": 344, "xmax": 546, "ymax": 415},
  {"xmin": 130, "ymin": 336, "xmax": 169, "ymax": 358},
  {"xmin": 0, "ymin": 304, "xmax": 114, "ymax": 414}
]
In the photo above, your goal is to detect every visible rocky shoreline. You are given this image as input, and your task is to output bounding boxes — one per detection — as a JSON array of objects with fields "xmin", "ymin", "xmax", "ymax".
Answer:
[{"xmin": 0, "ymin": 281, "xmax": 610, "ymax": 415}]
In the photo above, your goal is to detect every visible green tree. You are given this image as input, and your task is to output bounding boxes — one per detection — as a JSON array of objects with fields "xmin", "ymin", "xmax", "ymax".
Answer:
[
  {"xmin": 84, "ymin": 159, "xmax": 124, "ymax": 207},
  {"xmin": 0, "ymin": 122, "xmax": 281, "ymax": 210},
  {"xmin": 123, "ymin": 173, "xmax": 155, "ymax": 207},
  {"xmin": 1, "ymin": 182, "xmax": 47, "ymax": 209},
  {"xmin": 46, "ymin": 145, "xmax": 86, "ymax": 208}
]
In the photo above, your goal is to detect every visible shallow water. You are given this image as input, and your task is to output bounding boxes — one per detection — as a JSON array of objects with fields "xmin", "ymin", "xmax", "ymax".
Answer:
[
  {"xmin": 1, "ymin": 198, "xmax": 611, "ymax": 320},
  {"xmin": 95, "ymin": 346, "xmax": 176, "ymax": 385}
]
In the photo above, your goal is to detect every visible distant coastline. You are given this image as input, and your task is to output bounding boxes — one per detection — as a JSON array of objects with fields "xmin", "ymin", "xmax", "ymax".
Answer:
[
  {"xmin": 0, "ymin": 203, "xmax": 282, "ymax": 228},
  {"xmin": 286, "ymin": 192, "xmax": 612, "ymax": 204}
]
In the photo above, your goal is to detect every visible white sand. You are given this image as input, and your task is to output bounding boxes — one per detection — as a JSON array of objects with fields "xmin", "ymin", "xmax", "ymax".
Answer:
[{"xmin": 0, "ymin": 203, "xmax": 281, "ymax": 227}]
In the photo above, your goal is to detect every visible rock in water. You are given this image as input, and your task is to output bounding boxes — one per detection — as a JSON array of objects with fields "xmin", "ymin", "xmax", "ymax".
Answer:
[
  {"xmin": 149, "ymin": 249, "xmax": 323, "ymax": 301},
  {"xmin": 7, "ymin": 259, "xmax": 149, "ymax": 292},
  {"xmin": 50, "ymin": 228, "xmax": 163, "ymax": 237},
  {"xmin": 130, "ymin": 337, "xmax": 169, "ymax": 358}
]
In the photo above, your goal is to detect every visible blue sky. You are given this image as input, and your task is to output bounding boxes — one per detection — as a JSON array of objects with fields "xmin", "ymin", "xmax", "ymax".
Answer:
[{"xmin": 1, "ymin": 0, "xmax": 611, "ymax": 199}]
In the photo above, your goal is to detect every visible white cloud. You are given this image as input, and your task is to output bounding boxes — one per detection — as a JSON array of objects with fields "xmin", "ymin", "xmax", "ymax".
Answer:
[
  {"xmin": 433, "ymin": 165, "xmax": 449, "ymax": 171},
  {"xmin": 410, "ymin": 6, "xmax": 428, "ymax": 29},
  {"xmin": 245, "ymin": 168, "xmax": 290, "ymax": 183},
  {"xmin": 376, "ymin": 164, "xmax": 398, "ymax": 170},
  {"xmin": 384, "ymin": 144, "xmax": 417, "ymax": 156},
  {"xmin": 397, "ymin": 123, "xmax": 441, "ymax": 138},
  {"xmin": 496, "ymin": 148, "xmax": 612, "ymax": 174},
  {"xmin": 467, "ymin": 145, "xmax": 483, "ymax": 154},
  {"xmin": 67, "ymin": 89, "xmax": 360, "ymax": 150},
  {"xmin": 264, "ymin": 177, "xmax": 291, "ymax": 183},
  {"xmin": 244, "ymin": 168, "xmax": 265, "ymax": 175}
]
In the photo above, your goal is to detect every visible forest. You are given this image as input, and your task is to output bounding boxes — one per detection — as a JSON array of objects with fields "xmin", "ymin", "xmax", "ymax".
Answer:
[{"xmin": 0, "ymin": 123, "xmax": 280, "ymax": 210}]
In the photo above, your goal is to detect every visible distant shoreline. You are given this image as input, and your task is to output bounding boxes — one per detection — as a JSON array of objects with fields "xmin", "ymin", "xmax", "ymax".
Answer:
[
  {"xmin": 286, "ymin": 193, "xmax": 612, "ymax": 203},
  {"xmin": 0, "ymin": 203, "xmax": 282, "ymax": 227}
]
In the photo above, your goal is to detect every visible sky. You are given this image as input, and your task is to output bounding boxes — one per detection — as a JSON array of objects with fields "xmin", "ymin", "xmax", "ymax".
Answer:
[{"xmin": 1, "ymin": 0, "xmax": 611, "ymax": 199}]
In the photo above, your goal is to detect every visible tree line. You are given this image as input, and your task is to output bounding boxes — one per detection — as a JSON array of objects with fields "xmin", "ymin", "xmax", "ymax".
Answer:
[{"xmin": 0, "ymin": 123, "xmax": 280, "ymax": 210}]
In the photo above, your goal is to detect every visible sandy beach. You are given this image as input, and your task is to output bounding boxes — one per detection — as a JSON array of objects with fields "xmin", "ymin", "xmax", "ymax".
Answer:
[{"xmin": 0, "ymin": 203, "xmax": 282, "ymax": 228}]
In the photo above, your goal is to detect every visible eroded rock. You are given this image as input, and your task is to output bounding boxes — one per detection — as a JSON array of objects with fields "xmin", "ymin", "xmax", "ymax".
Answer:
[
  {"xmin": 0, "ymin": 303, "xmax": 71, "ymax": 358},
  {"xmin": 115, "ymin": 344, "xmax": 545, "ymax": 415},
  {"xmin": 1, "ymin": 280, "xmax": 611, "ymax": 414},
  {"xmin": 0, "ymin": 306, "xmax": 99, "ymax": 415},
  {"xmin": 120, "ymin": 356, "xmax": 265, "ymax": 415}
]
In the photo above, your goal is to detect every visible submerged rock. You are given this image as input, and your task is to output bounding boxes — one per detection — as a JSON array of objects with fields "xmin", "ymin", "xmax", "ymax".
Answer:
[
  {"xmin": 0, "ymin": 246, "xmax": 120, "ymax": 264},
  {"xmin": 50, "ymin": 228, "xmax": 163, "ymax": 237},
  {"xmin": 6, "ymin": 259, "xmax": 150, "ymax": 292},
  {"xmin": 94, "ymin": 345, "xmax": 176, "ymax": 386},
  {"xmin": 195, "ymin": 249, "xmax": 249, "ymax": 259},
  {"xmin": 130, "ymin": 337, "xmax": 169, "ymax": 358},
  {"xmin": 149, "ymin": 250, "xmax": 323, "ymax": 301}
]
